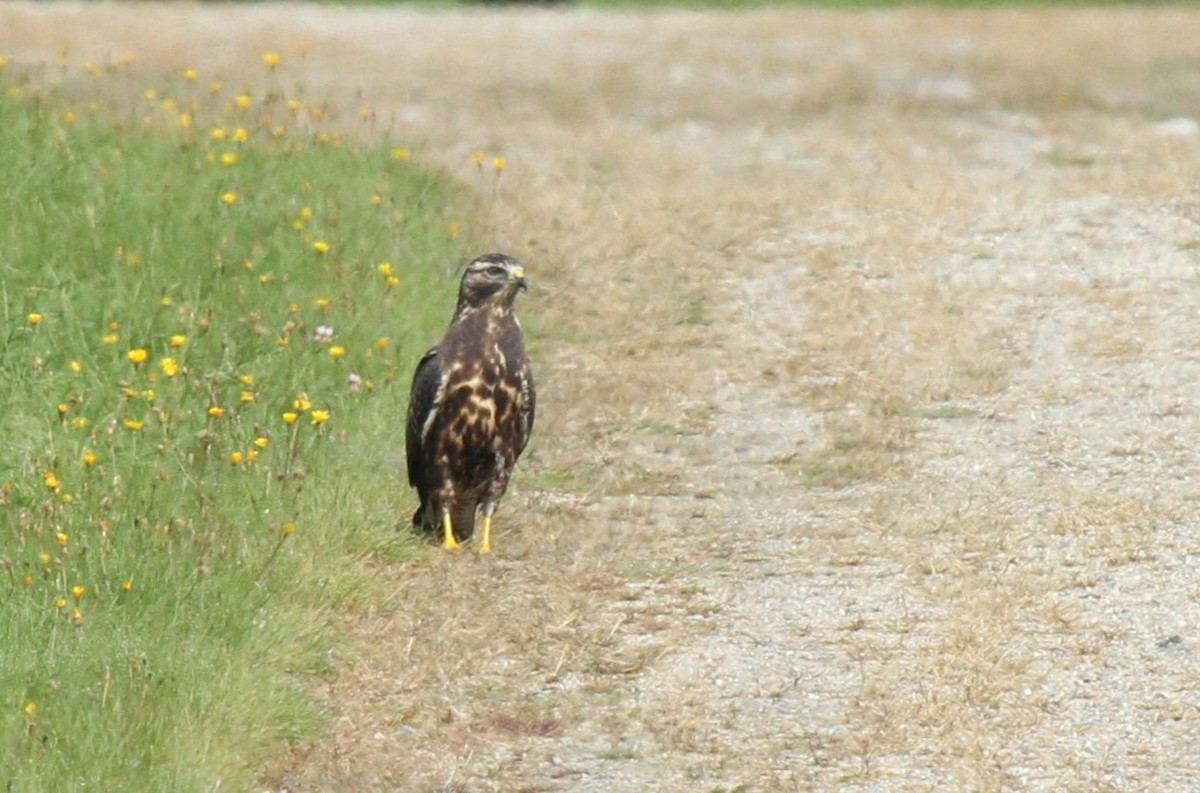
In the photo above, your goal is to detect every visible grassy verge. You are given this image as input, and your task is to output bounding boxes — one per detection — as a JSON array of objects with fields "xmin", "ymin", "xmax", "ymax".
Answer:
[{"xmin": 0, "ymin": 53, "xmax": 464, "ymax": 790}]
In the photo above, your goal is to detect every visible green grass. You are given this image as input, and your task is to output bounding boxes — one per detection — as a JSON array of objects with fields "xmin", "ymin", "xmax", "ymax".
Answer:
[{"xmin": 0, "ymin": 59, "xmax": 465, "ymax": 790}]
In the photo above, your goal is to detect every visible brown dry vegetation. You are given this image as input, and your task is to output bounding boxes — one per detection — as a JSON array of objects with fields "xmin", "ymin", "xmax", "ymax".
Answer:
[{"xmin": 5, "ymin": 4, "xmax": 1200, "ymax": 791}]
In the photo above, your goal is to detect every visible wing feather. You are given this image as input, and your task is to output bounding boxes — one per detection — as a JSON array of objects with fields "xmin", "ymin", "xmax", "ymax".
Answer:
[
  {"xmin": 517, "ymin": 363, "xmax": 536, "ymax": 457},
  {"xmin": 405, "ymin": 348, "xmax": 441, "ymax": 490}
]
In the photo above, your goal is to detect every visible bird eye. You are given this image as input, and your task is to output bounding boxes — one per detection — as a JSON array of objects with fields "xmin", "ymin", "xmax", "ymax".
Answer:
[{"xmin": 485, "ymin": 265, "xmax": 506, "ymax": 278}]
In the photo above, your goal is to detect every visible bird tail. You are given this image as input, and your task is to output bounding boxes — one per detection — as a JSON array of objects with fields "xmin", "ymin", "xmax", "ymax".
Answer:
[
  {"xmin": 412, "ymin": 500, "xmax": 478, "ymax": 542},
  {"xmin": 412, "ymin": 502, "xmax": 433, "ymax": 531},
  {"xmin": 452, "ymin": 501, "xmax": 477, "ymax": 542}
]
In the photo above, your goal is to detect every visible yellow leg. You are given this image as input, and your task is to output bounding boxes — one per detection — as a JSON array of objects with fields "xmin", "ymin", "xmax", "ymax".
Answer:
[
  {"xmin": 479, "ymin": 514, "xmax": 492, "ymax": 555},
  {"xmin": 441, "ymin": 512, "xmax": 460, "ymax": 552}
]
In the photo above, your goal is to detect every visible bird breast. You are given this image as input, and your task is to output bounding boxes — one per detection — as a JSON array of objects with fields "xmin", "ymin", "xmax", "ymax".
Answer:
[{"xmin": 441, "ymin": 349, "xmax": 506, "ymax": 440}]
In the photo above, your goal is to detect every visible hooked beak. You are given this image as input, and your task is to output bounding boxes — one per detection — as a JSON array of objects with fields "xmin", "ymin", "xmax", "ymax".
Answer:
[{"xmin": 511, "ymin": 265, "xmax": 528, "ymax": 292}]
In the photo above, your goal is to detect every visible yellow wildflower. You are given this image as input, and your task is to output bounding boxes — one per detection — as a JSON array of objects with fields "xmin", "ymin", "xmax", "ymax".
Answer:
[
  {"xmin": 310, "ymin": 409, "xmax": 330, "ymax": 426},
  {"xmin": 300, "ymin": 206, "xmax": 314, "ymax": 221},
  {"xmin": 56, "ymin": 533, "xmax": 69, "ymax": 547},
  {"xmin": 391, "ymin": 147, "xmax": 412, "ymax": 163},
  {"xmin": 124, "ymin": 419, "xmax": 144, "ymax": 431},
  {"xmin": 229, "ymin": 451, "xmax": 244, "ymax": 466},
  {"xmin": 253, "ymin": 437, "xmax": 270, "ymax": 449},
  {"xmin": 42, "ymin": 472, "xmax": 60, "ymax": 491},
  {"xmin": 233, "ymin": 127, "xmax": 248, "ymax": 142},
  {"xmin": 160, "ymin": 358, "xmax": 180, "ymax": 377},
  {"xmin": 127, "ymin": 348, "xmax": 149, "ymax": 365},
  {"xmin": 263, "ymin": 51, "xmax": 281, "ymax": 70},
  {"xmin": 240, "ymin": 390, "xmax": 255, "ymax": 404},
  {"xmin": 69, "ymin": 360, "xmax": 82, "ymax": 373},
  {"xmin": 207, "ymin": 406, "xmax": 225, "ymax": 419},
  {"xmin": 71, "ymin": 585, "xmax": 85, "ymax": 600},
  {"xmin": 492, "ymin": 156, "xmax": 506, "ymax": 172},
  {"xmin": 282, "ymin": 412, "xmax": 299, "ymax": 425},
  {"xmin": 293, "ymin": 395, "xmax": 312, "ymax": 412},
  {"xmin": 23, "ymin": 703, "xmax": 36, "ymax": 717},
  {"xmin": 28, "ymin": 312, "xmax": 42, "ymax": 326},
  {"xmin": 184, "ymin": 68, "xmax": 198, "ymax": 82},
  {"xmin": 102, "ymin": 333, "xmax": 119, "ymax": 345},
  {"xmin": 235, "ymin": 94, "xmax": 252, "ymax": 110},
  {"xmin": 282, "ymin": 522, "xmax": 296, "ymax": 537},
  {"xmin": 121, "ymin": 580, "xmax": 133, "ymax": 592},
  {"xmin": 82, "ymin": 451, "xmax": 97, "ymax": 467},
  {"xmin": 221, "ymin": 192, "xmax": 238, "ymax": 205},
  {"xmin": 210, "ymin": 127, "xmax": 227, "ymax": 142},
  {"xmin": 220, "ymin": 152, "xmax": 238, "ymax": 166},
  {"xmin": 169, "ymin": 334, "xmax": 187, "ymax": 348},
  {"xmin": 329, "ymin": 345, "xmax": 346, "ymax": 361},
  {"xmin": 313, "ymin": 240, "xmax": 330, "ymax": 254}
]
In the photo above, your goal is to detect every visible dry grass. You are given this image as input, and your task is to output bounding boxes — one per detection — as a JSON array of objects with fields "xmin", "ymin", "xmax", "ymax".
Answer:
[{"xmin": 8, "ymin": 4, "xmax": 1200, "ymax": 791}]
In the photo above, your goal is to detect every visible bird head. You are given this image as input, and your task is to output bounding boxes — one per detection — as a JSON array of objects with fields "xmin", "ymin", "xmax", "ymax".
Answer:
[{"xmin": 455, "ymin": 253, "xmax": 528, "ymax": 314}]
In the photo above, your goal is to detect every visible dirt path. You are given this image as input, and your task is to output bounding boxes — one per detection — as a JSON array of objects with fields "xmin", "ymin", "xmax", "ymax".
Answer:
[{"xmin": 6, "ymin": 4, "xmax": 1200, "ymax": 790}]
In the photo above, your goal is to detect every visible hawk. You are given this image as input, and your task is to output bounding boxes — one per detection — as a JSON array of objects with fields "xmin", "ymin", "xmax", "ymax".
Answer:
[{"xmin": 405, "ymin": 253, "xmax": 536, "ymax": 553}]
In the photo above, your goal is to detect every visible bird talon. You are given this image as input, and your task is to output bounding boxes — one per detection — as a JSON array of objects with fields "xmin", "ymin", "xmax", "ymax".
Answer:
[
  {"xmin": 479, "ymin": 515, "xmax": 492, "ymax": 555},
  {"xmin": 441, "ymin": 513, "xmax": 460, "ymax": 551}
]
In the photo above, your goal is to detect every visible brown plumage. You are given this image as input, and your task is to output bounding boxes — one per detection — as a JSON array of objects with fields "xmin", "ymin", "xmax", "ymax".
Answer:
[{"xmin": 405, "ymin": 253, "xmax": 536, "ymax": 553}]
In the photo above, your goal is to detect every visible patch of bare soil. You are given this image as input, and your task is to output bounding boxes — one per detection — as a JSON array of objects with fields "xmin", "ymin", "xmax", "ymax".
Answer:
[{"xmin": 6, "ymin": 4, "xmax": 1200, "ymax": 790}]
